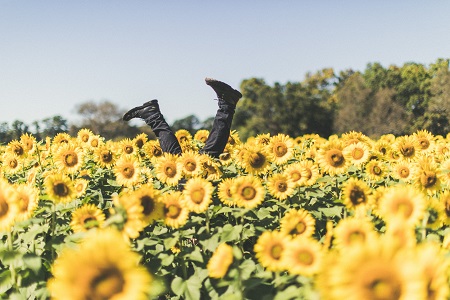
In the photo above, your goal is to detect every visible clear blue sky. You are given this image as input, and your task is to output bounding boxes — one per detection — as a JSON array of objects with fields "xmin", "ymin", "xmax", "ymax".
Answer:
[{"xmin": 1, "ymin": 1, "xmax": 450, "ymax": 127}]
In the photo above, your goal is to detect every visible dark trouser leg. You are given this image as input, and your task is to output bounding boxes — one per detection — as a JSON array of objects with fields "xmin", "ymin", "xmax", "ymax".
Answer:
[
  {"xmin": 199, "ymin": 101, "xmax": 235, "ymax": 158},
  {"xmin": 145, "ymin": 112, "xmax": 182, "ymax": 155}
]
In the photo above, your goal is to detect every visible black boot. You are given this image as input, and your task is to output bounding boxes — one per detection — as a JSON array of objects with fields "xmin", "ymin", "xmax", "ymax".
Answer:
[
  {"xmin": 122, "ymin": 99, "xmax": 160, "ymax": 121},
  {"xmin": 205, "ymin": 78, "xmax": 242, "ymax": 106}
]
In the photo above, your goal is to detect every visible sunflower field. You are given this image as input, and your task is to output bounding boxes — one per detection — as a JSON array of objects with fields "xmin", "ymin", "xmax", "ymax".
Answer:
[{"xmin": 0, "ymin": 128, "xmax": 450, "ymax": 300}]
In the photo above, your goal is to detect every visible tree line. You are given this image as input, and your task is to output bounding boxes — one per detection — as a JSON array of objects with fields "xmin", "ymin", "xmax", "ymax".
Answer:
[{"xmin": 1, "ymin": 58, "xmax": 449, "ymax": 144}]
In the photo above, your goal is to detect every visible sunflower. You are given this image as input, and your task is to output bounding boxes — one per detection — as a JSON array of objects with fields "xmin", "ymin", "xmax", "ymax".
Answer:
[
  {"xmin": 194, "ymin": 129, "xmax": 210, "ymax": 144},
  {"xmin": 218, "ymin": 150, "xmax": 234, "ymax": 165},
  {"xmin": 161, "ymin": 191, "xmax": 189, "ymax": 229},
  {"xmin": 47, "ymin": 229, "xmax": 153, "ymax": 300},
  {"xmin": 20, "ymin": 133, "xmax": 37, "ymax": 155},
  {"xmin": 333, "ymin": 217, "xmax": 377, "ymax": 250},
  {"xmin": 217, "ymin": 178, "xmax": 236, "ymax": 206},
  {"xmin": 425, "ymin": 199, "xmax": 446, "ymax": 230},
  {"xmin": 142, "ymin": 140, "xmax": 164, "ymax": 161},
  {"xmin": 280, "ymin": 208, "xmax": 316, "ymax": 238},
  {"xmin": 440, "ymin": 159, "xmax": 450, "ymax": 187},
  {"xmin": 343, "ymin": 141, "xmax": 371, "ymax": 167},
  {"xmin": 2, "ymin": 152, "xmax": 21, "ymax": 174},
  {"xmin": 181, "ymin": 177, "xmax": 213, "ymax": 213},
  {"xmin": 0, "ymin": 180, "xmax": 19, "ymax": 232},
  {"xmin": 266, "ymin": 173, "xmax": 295, "ymax": 201},
  {"xmin": 117, "ymin": 138, "xmax": 138, "ymax": 157},
  {"xmin": 383, "ymin": 218, "xmax": 417, "ymax": 249},
  {"xmin": 412, "ymin": 129, "xmax": 435, "ymax": 154},
  {"xmin": 440, "ymin": 190, "xmax": 450, "ymax": 226},
  {"xmin": 73, "ymin": 178, "xmax": 89, "ymax": 198},
  {"xmin": 240, "ymin": 145, "xmax": 271, "ymax": 175},
  {"xmin": 317, "ymin": 140, "xmax": 348, "ymax": 176},
  {"xmin": 70, "ymin": 204, "xmax": 106, "ymax": 233},
  {"xmin": 154, "ymin": 153, "xmax": 182, "ymax": 186},
  {"xmin": 299, "ymin": 160, "xmax": 320, "ymax": 186},
  {"xmin": 227, "ymin": 130, "xmax": 241, "ymax": 149},
  {"xmin": 283, "ymin": 162, "xmax": 307, "ymax": 187},
  {"xmin": 133, "ymin": 133, "xmax": 148, "ymax": 149},
  {"xmin": 54, "ymin": 144, "xmax": 84, "ymax": 174},
  {"xmin": 207, "ymin": 243, "xmax": 234, "ymax": 279},
  {"xmin": 317, "ymin": 237, "xmax": 424, "ymax": 300},
  {"xmin": 175, "ymin": 129, "xmax": 192, "ymax": 145},
  {"xmin": 341, "ymin": 131, "xmax": 371, "ymax": 147},
  {"xmin": 435, "ymin": 141, "xmax": 450, "ymax": 159},
  {"xmin": 365, "ymin": 160, "xmax": 387, "ymax": 181},
  {"xmin": 283, "ymin": 237, "xmax": 323, "ymax": 276},
  {"xmin": 378, "ymin": 185, "xmax": 426, "ymax": 228},
  {"xmin": 414, "ymin": 157, "xmax": 442, "ymax": 194},
  {"xmin": 391, "ymin": 161, "xmax": 416, "ymax": 183},
  {"xmin": 179, "ymin": 151, "xmax": 204, "ymax": 178},
  {"xmin": 394, "ymin": 135, "xmax": 419, "ymax": 161},
  {"xmin": 201, "ymin": 158, "xmax": 222, "ymax": 181},
  {"xmin": 44, "ymin": 173, "xmax": 76, "ymax": 204},
  {"xmin": 254, "ymin": 231, "xmax": 290, "ymax": 272},
  {"xmin": 114, "ymin": 156, "xmax": 141, "ymax": 187},
  {"xmin": 341, "ymin": 177, "xmax": 372, "ymax": 212},
  {"xmin": 13, "ymin": 183, "xmax": 39, "ymax": 222},
  {"xmin": 111, "ymin": 193, "xmax": 145, "ymax": 240},
  {"xmin": 93, "ymin": 143, "xmax": 117, "ymax": 169},
  {"xmin": 129, "ymin": 184, "xmax": 163, "ymax": 225},
  {"xmin": 266, "ymin": 134, "xmax": 295, "ymax": 165},
  {"xmin": 52, "ymin": 132, "xmax": 72, "ymax": 146},
  {"xmin": 76, "ymin": 128, "xmax": 94, "ymax": 145},
  {"xmin": 231, "ymin": 176, "xmax": 266, "ymax": 209},
  {"xmin": 254, "ymin": 133, "xmax": 271, "ymax": 146},
  {"xmin": 413, "ymin": 243, "xmax": 450, "ymax": 300},
  {"xmin": 6, "ymin": 139, "xmax": 27, "ymax": 158},
  {"xmin": 88, "ymin": 134, "xmax": 103, "ymax": 149},
  {"xmin": 373, "ymin": 139, "xmax": 392, "ymax": 157}
]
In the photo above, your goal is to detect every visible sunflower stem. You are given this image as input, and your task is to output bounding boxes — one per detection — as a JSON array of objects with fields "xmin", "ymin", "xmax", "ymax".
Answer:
[
  {"xmin": 421, "ymin": 212, "xmax": 429, "ymax": 241},
  {"xmin": 7, "ymin": 230, "xmax": 17, "ymax": 291},
  {"xmin": 50, "ymin": 202, "xmax": 57, "ymax": 261},
  {"xmin": 205, "ymin": 208, "xmax": 210, "ymax": 235}
]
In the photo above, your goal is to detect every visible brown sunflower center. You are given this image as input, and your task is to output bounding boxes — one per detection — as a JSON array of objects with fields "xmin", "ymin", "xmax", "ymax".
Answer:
[
  {"xmin": 420, "ymin": 171, "xmax": 437, "ymax": 188},
  {"xmin": 348, "ymin": 230, "xmax": 365, "ymax": 243},
  {"xmin": 398, "ymin": 167, "xmax": 409, "ymax": 178},
  {"xmin": 135, "ymin": 139, "xmax": 144, "ymax": 148},
  {"xmin": 141, "ymin": 195, "xmax": 155, "ymax": 215},
  {"xmin": 297, "ymin": 249, "xmax": 314, "ymax": 265},
  {"xmin": 153, "ymin": 147, "xmax": 162, "ymax": 157},
  {"xmin": 191, "ymin": 189, "xmax": 205, "ymax": 204},
  {"xmin": 369, "ymin": 277, "xmax": 401, "ymax": 300},
  {"xmin": 53, "ymin": 182, "xmax": 69, "ymax": 197},
  {"xmin": 418, "ymin": 138, "xmax": 430, "ymax": 150},
  {"xmin": 82, "ymin": 216, "xmax": 98, "ymax": 229},
  {"xmin": 270, "ymin": 244, "xmax": 284, "ymax": 260},
  {"xmin": 304, "ymin": 168, "xmax": 312, "ymax": 180},
  {"xmin": 166, "ymin": 204, "xmax": 181, "ymax": 219},
  {"xmin": 9, "ymin": 159, "xmax": 18, "ymax": 169},
  {"xmin": 0, "ymin": 200, "xmax": 9, "ymax": 218},
  {"xmin": 13, "ymin": 145, "xmax": 24, "ymax": 156},
  {"xmin": 90, "ymin": 139, "xmax": 99, "ymax": 147},
  {"xmin": 124, "ymin": 145, "xmax": 134, "ymax": 154},
  {"xmin": 185, "ymin": 161, "xmax": 197, "ymax": 172},
  {"xmin": 164, "ymin": 165, "xmax": 177, "ymax": 178},
  {"xmin": 64, "ymin": 153, "xmax": 78, "ymax": 167},
  {"xmin": 371, "ymin": 165, "xmax": 382, "ymax": 176},
  {"xmin": 400, "ymin": 144, "xmax": 415, "ymax": 157},
  {"xmin": 122, "ymin": 166, "xmax": 135, "ymax": 179},
  {"xmin": 18, "ymin": 196, "xmax": 30, "ymax": 212},
  {"xmin": 274, "ymin": 143, "xmax": 288, "ymax": 157},
  {"xmin": 276, "ymin": 181, "xmax": 287, "ymax": 192},
  {"xmin": 352, "ymin": 147, "xmax": 364, "ymax": 160},
  {"xmin": 326, "ymin": 149, "xmax": 344, "ymax": 167},
  {"xmin": 90, "ymin": 268, "xmax": 124, "ymax": 299},
  {"xmin": 290, "ymin": 170, "xmax": 302, "ymax": 182},
  {"xmin": 350, "ymin": 188, "xmax": 366, "ymax": 205},
  {"xmin": 101, "ymin": 151, "xmax": 113, "ymax": 163},
  {"xmin": 248, "ymin": 152, "xmax": 266, "ymax": 169},
  {"xmin": 81, "ymin": 134, "xmax": 90, "ymax": 142},
  {"xmin": 290, "ymin": 221, "xmax": 307, "ymax": 235},
  {"xmin": 241, "ymin": 186, "xmax": 256, "ymax": 200}
]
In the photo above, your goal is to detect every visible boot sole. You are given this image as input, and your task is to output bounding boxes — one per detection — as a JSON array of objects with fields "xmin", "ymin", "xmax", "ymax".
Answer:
[{"xmin": 122, "ymin": 101, "xmax": 156, "ymax": 121}]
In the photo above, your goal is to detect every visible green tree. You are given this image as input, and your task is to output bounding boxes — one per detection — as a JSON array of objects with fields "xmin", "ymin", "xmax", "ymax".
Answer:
[{"xmin": 171, "ymin": 115, "xmax": 200, "ymax": 135}]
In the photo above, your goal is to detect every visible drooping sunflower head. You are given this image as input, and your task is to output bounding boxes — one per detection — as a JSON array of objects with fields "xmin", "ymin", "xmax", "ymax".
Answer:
[
  {"xmin": 44, "ymin": 173, "xmax": 76, "ymax": 204},
  {"xmin": 267, "ymin": 134, "xmax": 295, "ymax": 165},
  {"xmin": 113, "ymin": 156, "xmax": 141, "ymax": 187},
  {"xmin": 254, "ymin": 133, "xmax": 271, "ymax": 146},
  {"xmin": 70, "ymin": 204, "xmax": 106, "ymax": 233},
  {"xmin": 181, "ymin": 177, "xmax": 213, "ymax": 214},
  {"xmin": 266, "ymin": 173, "xmax": 295, "ymax": 201},
  {"xmin": 48, "ymin": 229, "xmax": 153, "ymax": 300},
  {"xmin": 254, "ymin": 230, "xmax": 290, "ymax": 272},
  {"xmin": 6, "ymin": 140, "xmax": 27, "ymax": 159},
  {"xmin": 231, "ymin": 176, "xmax": 265, "ymax": 209},
  {"xmin": 161, "ymin": 191, "xmax": 189, "ymax": 229},
  {"xmin": 207, "ymin": 243, "xmax": 234, "ymax": 279},
  {"xmin": 341, "ymin": 177, "xmax": 372, "ymax": 211},
  {"xmin": 132, "ymin": 185, "xmax": 163, "ymax": 225},
  {"xmin": 317, "ymin": 140, "xmax": 348, "ymax": 176},
  {"xmin": 155, "ymin": 153, "xmax": 182, "ymax": 186},
  {"xmin": 424, "ymin": 199, "xmax": 446, "ymax": 230},
  {"xmin": 414, "ymin": 157, "xmax": 442, "ymax": 193},
  {"xmin": 20, "ymin": 133, "xmax": 37, "ymax": 155},
  {"xmin": 394, "ymin": 135, "xmax": 419, "ymax": 161},
  {"xmin": 133, "ymin": 133, "xmax": 148, "ymax": 149},
  {"xmin": 54, "ymin": 143, "xmax": 84, "ymax": 173},
  {"xmin": 280, "ymin": 208, "xmax": 316, "ymax": 238},
  {"xmin": 227, "ymin": 130, "xmax": 241, "ymax": 149},
  {"xmin": 111, "ymin": 193, "xmax": 145, "ymax": 240},
  {"xmin": 440, "ymin": 190, "xmax": 450, "ymax": 226}
]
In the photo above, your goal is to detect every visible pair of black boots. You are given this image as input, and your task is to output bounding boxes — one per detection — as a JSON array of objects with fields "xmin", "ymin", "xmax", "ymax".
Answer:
[{"xmin": 122, "ymin": 78, "xmax": 242, "ymax": 123}]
